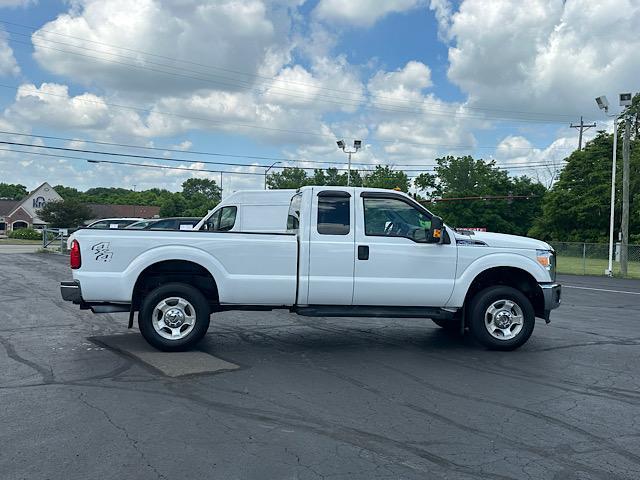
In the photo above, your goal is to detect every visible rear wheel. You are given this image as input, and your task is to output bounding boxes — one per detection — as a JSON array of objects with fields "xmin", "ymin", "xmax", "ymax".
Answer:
[
  {"xmin": 139, "ymin": 282, "xmax": 210, "ymax": 351},
  {"xmin": 468, "ymin": 286, "xmax": 535, "ymax": 351}
]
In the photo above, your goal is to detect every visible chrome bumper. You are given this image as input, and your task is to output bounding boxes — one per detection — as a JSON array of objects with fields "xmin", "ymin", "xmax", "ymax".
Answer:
[{"xmin": 539, "ymin": 283, "xmax": 561, "ymax": 322}]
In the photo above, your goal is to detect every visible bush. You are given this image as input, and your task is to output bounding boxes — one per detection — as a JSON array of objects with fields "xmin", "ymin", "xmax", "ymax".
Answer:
[{"xmin": 8, "ymin": 228, "xmax": 42, "ymax": 240}]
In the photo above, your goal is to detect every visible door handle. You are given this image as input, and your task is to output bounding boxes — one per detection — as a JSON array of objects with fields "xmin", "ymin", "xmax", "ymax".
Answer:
[{"xmin": 358, "ymin": 245, "xmax": 369, "ymax": 260}]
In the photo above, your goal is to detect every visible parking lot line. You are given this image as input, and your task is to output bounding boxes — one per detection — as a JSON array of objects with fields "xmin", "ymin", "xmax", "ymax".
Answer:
[{"xmin": 564, "ymin": 285, "xmax": 640, "ymax": 296}]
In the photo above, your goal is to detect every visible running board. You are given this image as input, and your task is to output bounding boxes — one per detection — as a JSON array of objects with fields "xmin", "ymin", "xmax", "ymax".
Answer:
[{"xmin": 293, "ymin": 305, "xmax": 456, "ymax": 320}]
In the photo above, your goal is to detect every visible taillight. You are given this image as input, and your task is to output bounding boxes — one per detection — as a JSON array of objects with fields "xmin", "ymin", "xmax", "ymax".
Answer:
[{"xmin": 70, "ymin": 240, "xmax": 81, "ymax": 269}]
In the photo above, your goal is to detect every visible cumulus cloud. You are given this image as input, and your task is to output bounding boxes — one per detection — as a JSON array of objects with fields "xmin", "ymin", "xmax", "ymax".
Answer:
[
  {"xmin": 0, "ymin": 30, "xmax": 19, "ymax": 76},
  {"xmin": 31, "ymin": 0, "xmax": 290, "ymax": 97},
  {"xmin": 314, "ymin": 0, "xmax": 425, "ymax": 27},
  {"xmin": 365, "ymin": 61, "xmax": 478, "ymax": 162},
  {"xmin": 442, "ymin": 0, "xmax": 640, "ymax": 116}
]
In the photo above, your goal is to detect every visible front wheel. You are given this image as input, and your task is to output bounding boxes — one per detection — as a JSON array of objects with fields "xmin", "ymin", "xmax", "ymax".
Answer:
[
  {"xmin": 139, "ymin": 283, "xmax": 211, "ymax": 351},
  {"xmin": 468, "ymin": 286, "xmax": 535, "ymax": 351}
]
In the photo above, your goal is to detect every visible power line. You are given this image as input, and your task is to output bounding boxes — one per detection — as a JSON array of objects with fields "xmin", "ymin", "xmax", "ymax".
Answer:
[
  {"xmin": 0, "ymin": 84, "xmax": 577, "ymax": 154},
  {"xmin": 0, "ymin": 140, "xmax": 563, "ymax": 173},
  {"xmin": 0, "ymin": 130, "xmax": 571, "ymax": 170},
  {"xmin": 1, "ymin": 19, "xmax": 581, "ymax": 121},
  {"xmin": 569, "ymin": 116, "xmax": 596, "ymax": 150}
]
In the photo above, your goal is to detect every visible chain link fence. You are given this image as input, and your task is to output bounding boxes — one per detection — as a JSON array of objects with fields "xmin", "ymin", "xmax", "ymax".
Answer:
[{"xmin": 550, "ymin": 242, "xmax": 640, "ymax": 278}]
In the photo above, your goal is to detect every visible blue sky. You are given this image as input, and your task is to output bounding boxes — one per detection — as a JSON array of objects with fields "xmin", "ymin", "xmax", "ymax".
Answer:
[{"xmin": 0, "ymin": 0, "xmax": 637, "ymax": 194}]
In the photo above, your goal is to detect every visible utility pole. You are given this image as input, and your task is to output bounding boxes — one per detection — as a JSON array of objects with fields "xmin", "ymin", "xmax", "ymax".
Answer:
[
  {"xmin": 620, "ymin": 116, "xmax": 631, "ymax": 276},
  {"xmin": 570, "ymin": 116, "xmax": 596, "ymax": 150}
]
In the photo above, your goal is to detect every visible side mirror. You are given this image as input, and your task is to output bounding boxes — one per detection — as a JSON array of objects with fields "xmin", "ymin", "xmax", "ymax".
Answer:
[{"xmin": 427, "ymin": 216, "xmax": 444, "ymax": 244}]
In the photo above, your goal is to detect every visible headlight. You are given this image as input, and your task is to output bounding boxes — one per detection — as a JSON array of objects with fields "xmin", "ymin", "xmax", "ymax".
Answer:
[{"xmin": 536, "ymin": 249, "xmax": 556, "ymax": 281}]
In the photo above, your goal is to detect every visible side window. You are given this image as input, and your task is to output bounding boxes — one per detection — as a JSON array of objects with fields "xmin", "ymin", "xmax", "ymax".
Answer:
[
  {"xmin": 89, "ymin": 221, "xmax": 109, "ymax": 229},
  {"xmin": 203, "ymin": 210, "xmax": 221, "ymax": 231},
  {"xmin": 287, "ymin": 193, "xmax": 302, "ymax": 232},
  {"xmin": 363, "ymin": 197, "xmax": 431, "ymax": 242},
  {"xmin": 217, "ymin": 207, "xmax": 237, "ymax": 231},
  {"xmin": 149, "ymin": 219, "xmax": 176, "ymax": 230},
  {"xmin": 204, "ymin": 207, "xmax": 237, "ymax": 231},
  {"xmin": 317, "ymin": 196, "xmax": 350, "ymax": 235}
]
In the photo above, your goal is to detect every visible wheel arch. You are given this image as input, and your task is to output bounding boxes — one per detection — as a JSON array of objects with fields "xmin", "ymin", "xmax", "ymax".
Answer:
[
  {"xmin": 463, "ymin": 266, "xmax": 545, "ymax": 320},
  {"xmin": 132, "ymin": 259, "xmax": 219, "ymax": 312}
]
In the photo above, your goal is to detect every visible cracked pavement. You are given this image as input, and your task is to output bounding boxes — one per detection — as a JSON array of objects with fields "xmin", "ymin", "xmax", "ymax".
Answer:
[{"xmin": 1, "ymin": 253, "xmax": 640, "ymax": 479}]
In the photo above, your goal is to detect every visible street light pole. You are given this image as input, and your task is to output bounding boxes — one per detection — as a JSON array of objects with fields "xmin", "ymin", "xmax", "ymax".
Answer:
[
  {"xmin": 606, "ymin": 118, "xmax": 618, "ymax": 276},
  {"xmin": 595, "ymin": 95, "xmax": 621, "ymax": 277},
  {"xmin": 336, "ymin": 140, "xmax": 361, "ymax": 186},
  {"xmin": 264, "ymin": 161, "xmax": 281, "ymax": 189}
]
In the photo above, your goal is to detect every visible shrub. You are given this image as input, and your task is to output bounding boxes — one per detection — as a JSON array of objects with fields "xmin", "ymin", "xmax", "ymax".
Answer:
[{"xmin": 8, "ymin": 228, "xmax": 42, "ymax": 240}]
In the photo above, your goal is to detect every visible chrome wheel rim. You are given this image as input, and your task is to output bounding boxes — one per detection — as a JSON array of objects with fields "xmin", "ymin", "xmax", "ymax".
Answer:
[
  {"xmin": 152, "ymin": 297, "xmax": 196, "ymax": 340},
  {"xmin": 484, "ymin": 299, "xmax": 524, "ymax": 340}
]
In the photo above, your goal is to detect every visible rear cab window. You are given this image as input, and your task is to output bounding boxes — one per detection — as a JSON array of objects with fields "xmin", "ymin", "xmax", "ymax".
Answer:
[
  {"xmin": 317, "ymin": 192, "xmax": 350, "ymax": 235},
  {"xmin": 287, "ymin": 193, "xmax": 302, "ymax": 233}
]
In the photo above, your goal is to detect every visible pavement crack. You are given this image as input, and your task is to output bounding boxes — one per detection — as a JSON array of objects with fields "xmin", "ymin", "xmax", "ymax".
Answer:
[{"xmin": 77, "ymin": 392, "xmax": 167, "ymax": 480}]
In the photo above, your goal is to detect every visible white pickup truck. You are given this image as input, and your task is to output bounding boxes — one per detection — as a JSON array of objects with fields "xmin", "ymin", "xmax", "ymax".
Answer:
[{"xmin": 60, "ymin": 186, "xmax": 561, "ymax": 351}]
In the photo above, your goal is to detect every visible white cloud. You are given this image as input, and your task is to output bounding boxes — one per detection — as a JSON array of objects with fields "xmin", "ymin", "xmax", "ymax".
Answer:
[
  {"xmin": 368, "ymin": 61, "xmax": 432, "ymax": 104},
  {"xmin": 314, "ymin": 0, "xmax": 425, "ymax": 27},
  {"xmin": 365, "ymin": 61, "xmax": 478, "ymax": 163},
  {"xmin": 0, "ymin": 30, "xmax": 19, "ymax": 76},
  {"xmin": 442, "ymin": 0, "xmax": 640, "ymax": 116},
  {"xmin": 32, "ymin": 0, "xmax": 290, "ymax": 97}
]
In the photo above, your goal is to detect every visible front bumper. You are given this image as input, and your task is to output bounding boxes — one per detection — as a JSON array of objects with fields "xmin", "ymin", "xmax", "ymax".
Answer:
[
  {"xmin": 539, "ymin": 283, "xmax": 561, "ymax": 322},
  {"xmin": 60, "ymin": 280, "xmax": 82, "ymax": 304}
]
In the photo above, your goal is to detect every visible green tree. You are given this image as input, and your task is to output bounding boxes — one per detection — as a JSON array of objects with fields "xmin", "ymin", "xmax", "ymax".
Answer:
[
  {"xmin": 159, "ymin": 194, "xmax": 189, "ymax": 217},
  {"xmin": 37, "ymin": 200, "xmax": 93, "ymax": 228},
  {"xmin": 364, "ymin": 165, "xmax": 409, "ymax": 191},
  {"xmin": 415, "ymin": 156, "xmax": 545, "ymax": 235},
  {"xmin": 53, "ymin": 185, "xmax": 85, "ymax": 202},
  {"xmin": 182, "ymin": 178, "xmax": 221, "ymax": 201},
  {"xmin": 530, "ymin": 131, "xmax": 640, "ymax": 242},
  {"xmin": 180, "ymin": 178, "xmax": 221, "ymax": 216},
  {"xmin": 267, "ymin": 167, "xmax": 310, "ymax": 189},
  {"xmin": 0, "ymin": 183, "xmax": 28, "ymax": 200}
]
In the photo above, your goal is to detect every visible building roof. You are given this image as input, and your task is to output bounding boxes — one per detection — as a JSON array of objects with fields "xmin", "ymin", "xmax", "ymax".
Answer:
[
  {"xmin": 0, "ymin": 199, "xmax": 19, "ymax": 216},
  {"xmin": 87, "ymin": 203, "xmax": 161, "ymax": 219}
]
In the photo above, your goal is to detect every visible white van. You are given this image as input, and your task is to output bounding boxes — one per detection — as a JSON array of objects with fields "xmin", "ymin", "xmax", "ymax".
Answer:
[{"xmin": 194, "ymin": 189, "xmax": 296, "ymax": 233}]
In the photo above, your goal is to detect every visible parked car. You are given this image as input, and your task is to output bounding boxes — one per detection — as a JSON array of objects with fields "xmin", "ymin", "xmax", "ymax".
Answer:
[
  {"xmin": 125, "ymin": 219, "xmax": 156, "ymax": 229},
  {"xmin": 86, "ymin": 218, "xmax": 143, "ymax": 229},
  {"xmin": 67, "ymin": 217, "xmax": 143, "ymax": 249},
  {"xmin": 143, "ymin": 217, "xmax": 201, "ymax": 231},
  {"xmin": 60, "ymin": 187, "xmax": 561, "ymax": 352}
]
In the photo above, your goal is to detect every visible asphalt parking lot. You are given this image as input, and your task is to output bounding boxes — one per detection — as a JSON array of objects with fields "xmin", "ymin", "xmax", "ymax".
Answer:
[{"xmin": 2, "ymin": 253, "xmax": 640, "ymax": 480}]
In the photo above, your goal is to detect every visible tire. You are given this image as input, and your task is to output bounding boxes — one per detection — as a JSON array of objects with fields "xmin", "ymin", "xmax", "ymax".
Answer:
[
  {"xmin": 432, "ymin": 318, "xmax": 460, "ymax": 332},
  {"xmin": 138, "ymin": 282, "xmax": 210, "ymax": 352},
  {"xmin": 468, "ymin": 286, "xmax": 535, "ymax": 351}
]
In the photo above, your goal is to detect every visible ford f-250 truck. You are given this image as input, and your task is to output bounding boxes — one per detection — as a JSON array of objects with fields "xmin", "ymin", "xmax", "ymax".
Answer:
[{"xmin": 60, "ymin": 186, "xmax": 561, "ymax": 352}]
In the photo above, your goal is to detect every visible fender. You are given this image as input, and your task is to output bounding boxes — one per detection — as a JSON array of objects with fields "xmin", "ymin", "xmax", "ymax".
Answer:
[
  {"xmin": 446, "ymin": 251, "xmax": 549, "ymax": 308},
  {"xmin": 122, "ymin": 245, "xmax": 229, "ymax": 302}
]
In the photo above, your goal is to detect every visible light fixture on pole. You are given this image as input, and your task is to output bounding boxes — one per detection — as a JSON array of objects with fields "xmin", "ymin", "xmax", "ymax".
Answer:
[
  {"xmin": 264, "ymin": 161, "xmax": 281, "ymax": 189},
  {"xmin": 336, "ymin": 139, "xmax": 362, "ymax": 186},
  {"xmin": 595, "ymin": 95, "xmax": 618, "ymax": 277}
]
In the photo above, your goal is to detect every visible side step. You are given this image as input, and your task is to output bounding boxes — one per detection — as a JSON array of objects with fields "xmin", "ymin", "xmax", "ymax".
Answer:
[{"xmin": 294, "ymin": 305, "xmax": 457, "ymax": 320}]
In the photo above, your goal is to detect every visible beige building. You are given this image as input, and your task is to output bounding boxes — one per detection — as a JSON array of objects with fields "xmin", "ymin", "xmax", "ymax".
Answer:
[{"xmin": 0, "ymin": 182, "xmax": 63, "ymax": 234}]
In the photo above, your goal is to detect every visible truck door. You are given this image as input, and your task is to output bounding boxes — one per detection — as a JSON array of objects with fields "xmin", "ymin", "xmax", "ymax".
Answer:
[
  {"xmin": 353, "ymin": 192, "xmax": 457, "ymax": 306},
  {"xmin": 306, "ymin": 189, "xmax": 355, "ymax": 304}
]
